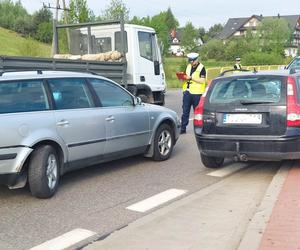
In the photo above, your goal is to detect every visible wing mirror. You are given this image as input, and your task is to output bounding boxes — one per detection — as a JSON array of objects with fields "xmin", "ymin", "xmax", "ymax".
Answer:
[{"xmin": 134, "ymin": 96, "xmax": 142, "ymax": 105}]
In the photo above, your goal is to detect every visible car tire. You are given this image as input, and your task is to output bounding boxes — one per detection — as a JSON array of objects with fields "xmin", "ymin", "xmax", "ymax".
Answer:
[
  {"xmin": 152, "ymin": 124, "xmax": 174, "ymax": 161},
  {"xmin": 28, "ymin": 145, "xmax": 60, "ymax": 199},
  {"xmin": 201, "ymin": 153, "xmax": 224, "ymax": 168}
]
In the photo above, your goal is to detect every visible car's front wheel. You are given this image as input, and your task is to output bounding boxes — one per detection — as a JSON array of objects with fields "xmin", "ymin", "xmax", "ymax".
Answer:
[
  {"xmin": 152, "ymin": 124, "xmax": 174, "ymax": 161},
  {"xmin": 201, "ymin": 153, "xmax": 224, "ymax": 168},
  {"xmin": 28, "ymin": 145, "xmax": 60, "ymax": 199}
]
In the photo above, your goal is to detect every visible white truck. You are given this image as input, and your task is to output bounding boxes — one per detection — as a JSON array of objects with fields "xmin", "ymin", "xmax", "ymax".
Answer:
[{"xmin": 0, "ymin": 18, "xmax": 166, "ymax": 105}]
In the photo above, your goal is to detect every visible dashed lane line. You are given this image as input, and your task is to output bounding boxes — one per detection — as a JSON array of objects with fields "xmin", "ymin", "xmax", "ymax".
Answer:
[
  {"xmin": 30, "ymin": 228, "xmax": 96, "ymax": 250},
  {"xmin": 126, "ymin": 188, "xmax": 187, "ymax": 213}
]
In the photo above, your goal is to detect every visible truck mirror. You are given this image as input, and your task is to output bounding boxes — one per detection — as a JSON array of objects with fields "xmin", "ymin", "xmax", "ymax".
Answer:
[{"xmin": 154, "ymin": 61, "xmax": 160, "ymax": 75}]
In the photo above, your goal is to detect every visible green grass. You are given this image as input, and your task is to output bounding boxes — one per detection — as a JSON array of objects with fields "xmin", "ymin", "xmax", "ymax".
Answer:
[{"xmin": 0, "ymin": 27, "xmax": 51, "ymax": 57}]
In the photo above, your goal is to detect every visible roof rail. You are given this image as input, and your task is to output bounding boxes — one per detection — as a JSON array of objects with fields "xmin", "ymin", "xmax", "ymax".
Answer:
[
  {"xmin": 289, "ymin": 67, "xmax": 300, "ymax": 74},
  {"xmin": 0, "ymin": 69, "xmax": 44, "ymax": 76},
  {"xmin": 219, "ymin": 69, "xmax": 250, "ymax": 77}
]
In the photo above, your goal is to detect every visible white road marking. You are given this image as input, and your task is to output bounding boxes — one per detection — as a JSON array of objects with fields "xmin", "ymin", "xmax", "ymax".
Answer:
[
  {"xmin": 30, "ymin": 228, "xmax": 96, "ymax": 250},
  {"xmin": 126, "ymin": 189, "xmax": 187, "ymax": 213},
  {"xmin": 207, "ymin": 163, "xmax": 248, "ymax": 177}
]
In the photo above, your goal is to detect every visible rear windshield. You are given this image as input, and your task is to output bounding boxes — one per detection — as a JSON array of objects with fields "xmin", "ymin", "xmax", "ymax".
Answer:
[
  {"xmin": 0, "ymin": 80, "xmax": 49, "ymax": 114},
  {"xmin": 209, "ymin": 76, "xmax": 283, "ymax": 104}
]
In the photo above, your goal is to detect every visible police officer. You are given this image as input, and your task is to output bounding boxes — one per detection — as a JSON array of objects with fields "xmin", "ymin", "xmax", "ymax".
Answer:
[
  {"xmin": 234, "ymin": 57, "xmax": 242, "ymax": 70},
  {"xmin": 180, "ymin": 52, "xmax": 206, "ymax": 134}
]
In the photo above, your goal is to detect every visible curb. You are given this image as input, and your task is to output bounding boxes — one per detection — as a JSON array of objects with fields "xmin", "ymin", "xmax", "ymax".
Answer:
[{"xmin": 237, "ymin": 160, "xmax": 292, "ymax": 250}]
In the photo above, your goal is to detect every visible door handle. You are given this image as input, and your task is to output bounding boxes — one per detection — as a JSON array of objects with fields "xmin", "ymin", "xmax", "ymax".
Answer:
[
  {"xmin": 105, "ymin": 116, "xmax": 115, "ymax": 122},
  {"xmin": 56, "ymin": 120, "xmax": 70, "ymax": 126}
]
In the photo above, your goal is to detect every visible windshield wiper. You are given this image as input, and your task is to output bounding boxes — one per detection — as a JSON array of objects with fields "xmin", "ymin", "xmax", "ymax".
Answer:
[{"xmin": 240, "ymin": 100, "xmax": 275, "ymax": 105}]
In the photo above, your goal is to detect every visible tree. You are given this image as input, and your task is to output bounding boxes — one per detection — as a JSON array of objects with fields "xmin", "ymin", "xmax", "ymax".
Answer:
[
  {"xmin": 0, "ymin": 0, "xmax": 28, "ymax": 30},
  {"xmin": 257, "ymin": 18, "xmax": 292, "ymax": 56},
  {"xmin": 101, "ymin": 0, "xmax": 130, "ymax": 21},
  {"xmin": 32, "ymin": 8, "xmax": 52, "ymax": 28},
  {"xmin": 180, "ymin": 22, "xmax": 198, "ymax": 53},
  {"xmin": 69, "ymin": 0, "xmax": 93, "ymax": 23},
  {"xmin": 130, "ymin": 12, "xmax": 170, "ymax": 55},
  {"xmin": 206, "ymin": 23, "xmax": 223, "ymax": 40},
  {"xmin": 198, "ymin": 27, "xmax": 206, "ymax": 40},
  {"xmin": 165, "ymin": 7, "xmax": 179, "ymax": 31}
]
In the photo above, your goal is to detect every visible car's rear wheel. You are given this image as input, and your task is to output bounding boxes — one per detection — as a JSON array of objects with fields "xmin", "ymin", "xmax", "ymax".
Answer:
[
  {"xmin": 152, "ymin": 124, "xmax": 174, "ymax": 161},
  {"xmin": 201, "ymin": 153, "xmax": 224, "ymax": 168},
  {"xmin": 28, "ymin": 145, "xmax": 60, "ymax": 199}
]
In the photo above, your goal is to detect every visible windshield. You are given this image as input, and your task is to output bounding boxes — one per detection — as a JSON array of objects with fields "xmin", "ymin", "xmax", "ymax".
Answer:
[
  {"xmin": 287, "ymin": 57, "xmax": 300, "ymax": 69},
  {"xmin": 209, "ymin": 76, "xmax": 283, "ymax": 104}
]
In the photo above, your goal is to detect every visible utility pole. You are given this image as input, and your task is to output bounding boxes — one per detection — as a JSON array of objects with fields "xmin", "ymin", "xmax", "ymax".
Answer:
[{"xmin": 43, "ymin": 1, "xmax": 69, "ymax": 56}]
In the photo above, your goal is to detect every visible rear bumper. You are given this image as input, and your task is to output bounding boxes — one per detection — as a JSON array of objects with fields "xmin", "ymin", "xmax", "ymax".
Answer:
[{"xmin": 195, "ymin": 129, "xmax": 300, "ymax": 160}]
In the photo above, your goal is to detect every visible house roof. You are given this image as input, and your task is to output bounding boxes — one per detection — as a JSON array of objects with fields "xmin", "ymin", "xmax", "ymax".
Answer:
[{"xmin": 219, "ymin": 14, "xmax": 300, "ymax": 39}]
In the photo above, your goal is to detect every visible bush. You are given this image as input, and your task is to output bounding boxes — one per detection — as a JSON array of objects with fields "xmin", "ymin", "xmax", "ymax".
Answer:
[
  {"xmin": 35, "ymin": 22, "xmax": 53, "ymax": 43},
  {"xmin": 243, "ymin": 52, "xmax": 285, "ymax": 65},
  {"xmin": 199, "ymin": 39, "xmax": 226, "ymax": 61}
]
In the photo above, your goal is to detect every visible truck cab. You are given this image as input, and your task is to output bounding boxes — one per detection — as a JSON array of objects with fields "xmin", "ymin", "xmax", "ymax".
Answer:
[{"xmin": 55, "ymin": 22, "xmax": 166, "ymax": 105}]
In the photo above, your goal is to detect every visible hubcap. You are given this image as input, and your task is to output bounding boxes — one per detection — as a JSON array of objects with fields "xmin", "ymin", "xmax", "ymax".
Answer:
[
  {"xmin": 158, "ymin": 130, "xmax": 172, "ymax": 156},
  {"xmin": 46, "ymin": 154, "xmax": 58, "ymax": 190}
]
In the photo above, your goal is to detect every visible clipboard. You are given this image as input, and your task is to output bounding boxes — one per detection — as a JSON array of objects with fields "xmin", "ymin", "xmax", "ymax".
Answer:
[{"xmin": 176, "ymin": 71, "xmax": 188, "ymax": 80}]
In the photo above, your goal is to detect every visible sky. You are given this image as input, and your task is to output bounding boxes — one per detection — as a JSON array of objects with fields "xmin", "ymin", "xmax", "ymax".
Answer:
[{"xmin": 19, "ymin": 0, "xmax": 300, "ymax": 30}]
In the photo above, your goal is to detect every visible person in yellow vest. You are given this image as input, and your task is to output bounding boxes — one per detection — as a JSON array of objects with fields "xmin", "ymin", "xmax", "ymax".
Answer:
[
  {"xmin": 234, "ymin": 57, "xmax": 242, "ymax": 70},
  {"xmin": 180, "ymin": 52, "xmax": 206, "ymax": 134}
]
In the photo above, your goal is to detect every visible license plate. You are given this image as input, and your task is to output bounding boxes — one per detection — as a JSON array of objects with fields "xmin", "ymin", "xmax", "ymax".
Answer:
[{"xmin": 223, "ymin": 113, "xmax": 262, "ymax": 124}]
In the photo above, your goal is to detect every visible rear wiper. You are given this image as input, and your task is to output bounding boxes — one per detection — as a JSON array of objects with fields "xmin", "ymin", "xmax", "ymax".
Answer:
[{"xmin": 240, "ymin": 100, "xmax": 275, "ymax": 105}]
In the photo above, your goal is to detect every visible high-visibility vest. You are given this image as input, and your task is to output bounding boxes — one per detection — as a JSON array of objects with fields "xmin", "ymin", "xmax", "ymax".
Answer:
[
  {"xmin": 182, "ymin": 63, "xmax": 206, "ymax": 94},
  {"xmin": 234, "ymin": 63, "xmax": 242, "ymax": 70}
]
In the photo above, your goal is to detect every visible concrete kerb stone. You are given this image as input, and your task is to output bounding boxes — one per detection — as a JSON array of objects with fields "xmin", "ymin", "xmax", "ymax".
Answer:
[{"xmin": 237, "ymin": 160, "xmax": 292, "ymax": 250}]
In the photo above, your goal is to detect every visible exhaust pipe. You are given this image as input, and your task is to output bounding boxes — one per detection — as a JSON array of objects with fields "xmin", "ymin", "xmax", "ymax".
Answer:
[
  {"xmin": 233, "ymin": 154, "xmax": 248, "ymax": 162},
  {"xmin": 239, "ymin": 154, "xmax": 248, "ymax": 162}
]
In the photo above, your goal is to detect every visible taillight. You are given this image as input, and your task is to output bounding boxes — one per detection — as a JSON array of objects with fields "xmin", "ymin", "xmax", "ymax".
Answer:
[
  {"xmin": 286, "ymin": 76, "xmax": 300, "ymax": 127},
  {"xmin": 194, "ymin": 86, "xmax": 209, "ymax": 127}
]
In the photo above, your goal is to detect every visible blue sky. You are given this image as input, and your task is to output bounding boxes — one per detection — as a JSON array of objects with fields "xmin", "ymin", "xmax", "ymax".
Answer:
[{"xmin": 20, "ymin": 0, "xmax": 300, "ymax": 30}]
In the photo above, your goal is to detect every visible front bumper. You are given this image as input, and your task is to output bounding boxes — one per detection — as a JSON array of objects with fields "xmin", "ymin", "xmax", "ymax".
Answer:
[
  {"xmin": 195, "ymin": 131, "xmax": 300, "ymax": 160},
  {"xmin": 0, "ymin": 173, "xmax": 23, "ymax": 186},
  {"xmin": 0, "ymin": 146, "xmax": 33, "ymax": 174}
]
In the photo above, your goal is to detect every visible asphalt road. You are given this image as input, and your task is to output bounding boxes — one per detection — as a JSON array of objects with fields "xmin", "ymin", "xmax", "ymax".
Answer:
[{"xmin": 0, "ymin": 89, "xmax": 280, "ymax": 250}]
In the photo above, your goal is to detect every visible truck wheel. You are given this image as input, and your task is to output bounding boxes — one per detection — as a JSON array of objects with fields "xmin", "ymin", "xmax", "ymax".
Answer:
[
  {"xmin": 200, "ymin": 153, "xmax": 224, "ymax": 168},
  {"xmin": 138, "ymin": 94, "xmax": 150, "ymax": 103},
  {"xmin": 152, "ymin": 124, "xmax": 174, "ymax": 161},
  {"xmin": 28, "ymin": 145, "xmax": 60, "ymax": 199}
]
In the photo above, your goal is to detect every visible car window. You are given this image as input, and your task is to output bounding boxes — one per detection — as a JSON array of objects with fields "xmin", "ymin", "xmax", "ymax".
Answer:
[
  {"xmin": 138, "ymin": 31, "xmax": 153, "ymax": 61},
  {"xmin": 209, "ymin": 76, "xmax": 283, "ymax": 104},
  {"xmin": 288, "ymin": 58, "xmax": 300, "ymax": 69},
  {"xmin": 48, "ymin": 78, "xmax": 94, "ymax": 110},
  {"xmin": 89, "ymin": 78, "xmax": 133, "ymax": 107},
  {"xmin": 0, "ymin": 80, "xmax": 49, "ymax": 114}
]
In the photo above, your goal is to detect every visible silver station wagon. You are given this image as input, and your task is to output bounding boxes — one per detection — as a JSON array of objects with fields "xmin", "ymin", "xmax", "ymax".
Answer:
[{"xmin": 0, "ymin": 71, "xmax": 180, "ymax": 198}]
